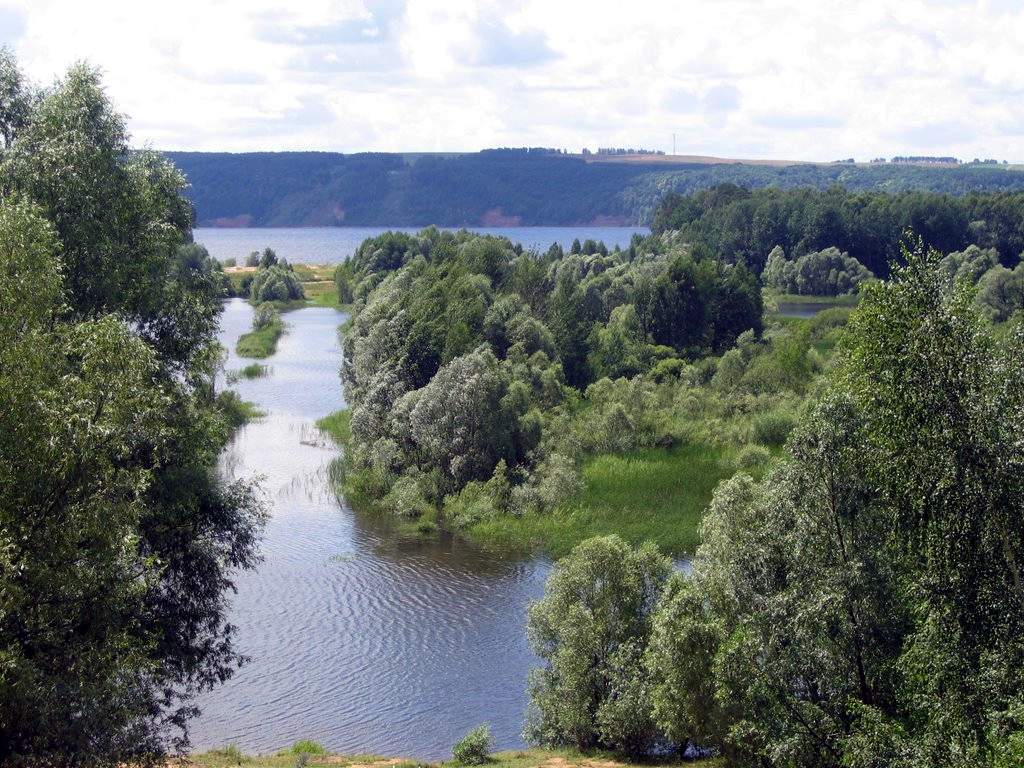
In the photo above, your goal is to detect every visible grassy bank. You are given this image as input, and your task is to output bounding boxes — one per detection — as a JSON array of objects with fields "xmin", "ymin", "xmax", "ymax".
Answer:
[
  {"xmin": 316, "ymin": 407, "xmax": 737, "ymax": 558},
  {"xmin": 317, "ymin": 409, "xmax": 351, "ymax": 443},
  {"xmin": 185, "ymin": 747, "xmax": 722, "ymax": 768},
  {"xmin": 466, "ymin": 443, "xmax": 735, "ymax": 557},
  {"xmin": 227, "ymin": 263, "xmax": 350, "ymax": 312},
  {"xmin": 766, "ymin": 291, "xmax": 860, "ymax": 307},
  {"xmin": 237, "ymin": 319, "xmax": 284, "ymax": 358}
]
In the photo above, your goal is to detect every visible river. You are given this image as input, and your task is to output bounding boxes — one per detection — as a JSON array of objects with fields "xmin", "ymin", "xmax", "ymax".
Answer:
[
  {"xmin": 190, "ymin": 299, "xmax": 551, "ymax": 759},
  {"xmin": 194, "ymin": 225, "xmax": 649, "ymax": 264}
]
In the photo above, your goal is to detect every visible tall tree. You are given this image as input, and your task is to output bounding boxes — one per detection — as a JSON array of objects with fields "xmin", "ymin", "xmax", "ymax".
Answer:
[{"xmin": 0, "ymin": 56, "xmax": 264, "ymax": 766}]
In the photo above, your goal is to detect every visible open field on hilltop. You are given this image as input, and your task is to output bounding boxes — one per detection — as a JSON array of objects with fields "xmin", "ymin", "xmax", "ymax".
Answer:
[{"xmin": 578, "ymin": 152, "xmax": 809, "ymax": 167}]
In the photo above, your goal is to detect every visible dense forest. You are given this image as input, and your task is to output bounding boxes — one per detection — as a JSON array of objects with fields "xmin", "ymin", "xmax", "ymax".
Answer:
[
  {"xmin": 165, "ymin": 150, "xmax": 1024, "ymax": 228},
  {"xmin": 0, "ymin": 54, "xmax": 264, "ymax": 764},
  {"xmin": 652, "ymin": 184, "xmax": 1024, "ymax": 277}
]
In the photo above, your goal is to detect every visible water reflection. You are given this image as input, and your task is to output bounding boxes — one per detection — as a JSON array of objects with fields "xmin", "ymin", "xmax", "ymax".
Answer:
[{"xmin": 191, "ymin": 300, "xmax": 550, "ymax": 759}]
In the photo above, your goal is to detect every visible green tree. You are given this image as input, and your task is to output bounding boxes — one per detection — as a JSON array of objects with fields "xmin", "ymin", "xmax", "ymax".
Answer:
[
  {"xmin": 526, "ymin": 536, "xmax": 671, "ymax": 756},
  {"xmin": 0, "ymin": 56, "xmax": 264, "ymax": 764},
  {"xmin": 647, "ymin": 243, "xmax": 1024, "ymax": 767}
]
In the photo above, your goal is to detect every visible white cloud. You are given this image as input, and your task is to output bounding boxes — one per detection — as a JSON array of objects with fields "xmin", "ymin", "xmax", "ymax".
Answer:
[{"xmin": 3, "ymin": 0, "xmax": 1023, "ymax": 160}]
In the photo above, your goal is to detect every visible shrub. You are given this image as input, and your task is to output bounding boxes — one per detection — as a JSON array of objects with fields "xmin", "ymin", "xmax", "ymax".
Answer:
[
  {"xmin": 382, "ymin": 473, "xmax": 432, "ymax": 518},
  {"xmin": 288, "ymin": 739, "xmax": 326, "ymax": 755},
  {"xmin": 807, "ymin": 307, "xmax": 852, "ymax": 339},
  {"xmin": 452, "ymin": 724, "xmax": 492, "ymax": 765},
  {"xmin": 734, "ymin": 443, "xmax": 771, "ymax": 470},
  {"xmin": 753, "ymin": 409, "xmax": 796, "ymax": 446},
  {"xmin": 649, "ymin": 357, "xmax": 686, "ymax": 382},
  {"xmin": 250, "ymin": 264, "xmax": 305, "ymax": 303},
  {"xmin": 253, "ymin": 302, "xmax": 279, "ymax": 330}
]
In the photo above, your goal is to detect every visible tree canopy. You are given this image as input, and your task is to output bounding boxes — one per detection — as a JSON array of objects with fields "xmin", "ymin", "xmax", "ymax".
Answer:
[{"xmin": 0, "ymin": 52, "xmax": 264, "ymax": 765}]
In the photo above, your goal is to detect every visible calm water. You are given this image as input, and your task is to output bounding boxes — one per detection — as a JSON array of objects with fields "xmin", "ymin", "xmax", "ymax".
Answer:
[
  {"xmin": 195, "ymin": 226, "xmax": 649, "ymax": 264},
  {"xmin": 191, "ymin": 299, "xmax": 550, "ymax": 758}
]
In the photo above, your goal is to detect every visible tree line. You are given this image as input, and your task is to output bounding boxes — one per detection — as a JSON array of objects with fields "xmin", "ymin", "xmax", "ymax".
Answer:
[
  {"xmin": 651, "ymin": 184, "xmax": 1024, "ymax": 278},
  {"xmin": 165, "ymin": 149, "xmax": 1024, "ymax": 228}
]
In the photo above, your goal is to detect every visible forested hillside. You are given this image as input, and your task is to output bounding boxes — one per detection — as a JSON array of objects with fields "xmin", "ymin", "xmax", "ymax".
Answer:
[{"xmin": 164, "ymin": 149, "xmax": 1024, "ymax": 228}]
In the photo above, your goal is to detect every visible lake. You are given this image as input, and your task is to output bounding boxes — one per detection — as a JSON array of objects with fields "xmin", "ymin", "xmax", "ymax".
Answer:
[
  {"xmin": 194, "ymin": 226, "xmax": 650, "ymax": 264},
  {"xmin": 190, "ymin": 300, "xmax": 551, "ymax": 759}
]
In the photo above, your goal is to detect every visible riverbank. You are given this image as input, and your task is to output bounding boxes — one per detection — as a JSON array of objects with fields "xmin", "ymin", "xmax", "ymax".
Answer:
[
  {"xmin": 184, "ymin": 747, "xmax": 722, "ymax": 768},
  {"xmin": 316, "ymin": 410, "xmax": 742, "ymax": 558},
  {"xmin": 225, "ymin": 263, "xmax": 350, "ymax": 311}
]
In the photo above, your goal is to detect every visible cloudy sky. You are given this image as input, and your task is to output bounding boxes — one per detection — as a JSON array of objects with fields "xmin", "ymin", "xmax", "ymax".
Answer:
[{"xmin": 2, "ymin": 0, "xmax": 1023, "ymax": 161}]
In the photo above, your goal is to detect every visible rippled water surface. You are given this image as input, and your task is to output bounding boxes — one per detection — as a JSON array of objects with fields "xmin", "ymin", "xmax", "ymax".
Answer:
[
  {"xmin": 191, "ymin": 299, "xmax": 550, "ymax": 758},
  {"xmin": 195, "ymin": 226, "xmax": 649, "ymax": 264}
]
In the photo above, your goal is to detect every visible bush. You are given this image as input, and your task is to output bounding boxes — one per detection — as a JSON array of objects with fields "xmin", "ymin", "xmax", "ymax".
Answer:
[
  {"xmin": 734, "ymin": 443, "xmax": 771, "ymax": 469},
  {"xmin": 807, "ymin": 307, "xmax": 852, "ymax": 339},
  {"xmin": 753, "ymin": 409, "xmax": 796, "ymax": 446},
  {"xmin": 452, "ymin": 724, "xmax": 491, "ymax": 765},
  {"xmin": 252, "ymin": 302, "xmax": 279, "ymax": 330},
  {"xmin": 382, "ymin": 473, "xmax": 433, "ymax": 519},
  {"xmin": 250, "ymin": 264, "xmax": 305, "ymax": 303},
  {"xmin": 288, "ymin": 739, "xmax": 326, "ymax": 755}
]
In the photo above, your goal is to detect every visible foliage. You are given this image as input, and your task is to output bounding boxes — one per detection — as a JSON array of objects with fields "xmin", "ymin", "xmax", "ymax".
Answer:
[
  {"xmin": 651, "ymin": 184, "xmax": 1024, "ymax": 278},
  {"xmin": 762, "ymin": 245, "xmax": 874, "ymax": 295},
  {"xmin": 975, "ymin": 261, "xmax": 1024, "ymax": 321},
  {"xmin": 340, "ymin": 228, "xmax": 762, "ymax": 532},
  {"xmin": 287, "ymin": 741, "xmax": 327, "ymax": 756},
  {"xmin": 250, "ymin": 261, "xmax": 305, "ymax": 303},
  {"xmin": 0, "ymin": 55, "xmax": 264, "ymax": 764},
  {"xmin": 525, "ymin": 536, "xmax": 672, "ymax": 757},
  {"xmin": 640, "ymin": 243, "xmax": 1024, "ymax": 766},
  {"xmin": 452, "ymin": 725, "xmax": 492, "ymax": 765}
]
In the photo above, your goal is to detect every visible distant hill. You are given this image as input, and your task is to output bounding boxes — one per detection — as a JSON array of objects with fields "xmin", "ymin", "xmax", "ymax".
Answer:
[{"xmin": 162, "ymin": 149, "xmax": 1024, "ymax": 227}]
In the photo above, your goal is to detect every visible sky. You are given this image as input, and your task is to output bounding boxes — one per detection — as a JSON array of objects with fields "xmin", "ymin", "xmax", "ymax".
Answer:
[{"xmin": 2, "ymin": 0, "xmax": 1024, "ymax": 161}]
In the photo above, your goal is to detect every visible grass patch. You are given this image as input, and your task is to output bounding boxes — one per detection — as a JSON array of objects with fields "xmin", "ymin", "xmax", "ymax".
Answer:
[
  {"xmin": 767, "ymin": 292, "xmax": 860, "ymax": 306},
  {"xmin": 317, "ymin": 409, "xmax": 351, "ymax": 444},
  {"xmin": 303, "ymin": 280, "xmax": 346, "ymax": 310},
  {"xmin": 236, "ymin": 319, "xmax": 284, "ymax": 359},
  {"xmin": 239, "ymin": 362, "xmax": 270, "ymax": 379},
  {"xmin": 467, "ymin": 443, "xmax": 735, "ymax": 557}
]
